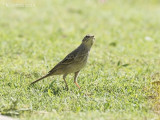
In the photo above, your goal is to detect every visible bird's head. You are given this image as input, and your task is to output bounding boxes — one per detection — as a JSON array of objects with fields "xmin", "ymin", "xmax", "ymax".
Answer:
[{"xmin": 82, "ymin": 34, "xmax": 95, "ymax": 48}]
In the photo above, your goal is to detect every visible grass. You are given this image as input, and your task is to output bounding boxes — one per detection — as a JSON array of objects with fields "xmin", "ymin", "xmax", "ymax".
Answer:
[{"xmin": 0, "ymin": 0, "xmax": 160, "ymax": 119}]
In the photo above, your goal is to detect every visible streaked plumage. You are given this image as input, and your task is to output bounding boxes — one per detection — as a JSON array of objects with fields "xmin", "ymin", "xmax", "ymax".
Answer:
[{"xmin": 30, "ymin": 34, "xmax": 95, "ymax": 90}]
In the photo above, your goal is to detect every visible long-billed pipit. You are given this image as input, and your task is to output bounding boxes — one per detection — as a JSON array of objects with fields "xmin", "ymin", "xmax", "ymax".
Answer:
[{"xmin": 30, "ymin": 34, "xmax": 95, "ymax": 90}]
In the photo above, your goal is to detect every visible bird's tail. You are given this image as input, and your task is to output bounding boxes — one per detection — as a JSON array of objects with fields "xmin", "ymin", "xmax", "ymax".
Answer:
[{"xmin": 30, "ymin": 74, "xmax": 50, "ymax": 85}]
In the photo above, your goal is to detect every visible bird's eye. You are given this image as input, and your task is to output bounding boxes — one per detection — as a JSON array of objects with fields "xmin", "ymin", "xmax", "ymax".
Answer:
[{"xmin": 86, "ymin": 35, "xmax": 90, "ymax": 38}]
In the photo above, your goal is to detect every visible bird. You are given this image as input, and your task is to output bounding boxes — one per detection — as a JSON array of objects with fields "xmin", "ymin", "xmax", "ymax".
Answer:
[{"xmin": 30, "ymin": 34, "xmax": 95, "ymax": 90}]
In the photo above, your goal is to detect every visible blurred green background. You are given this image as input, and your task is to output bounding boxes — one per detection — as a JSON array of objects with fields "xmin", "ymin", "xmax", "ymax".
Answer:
[{"xmin": 0, "ymin": 0, "xmax": 160, "ymax": 119}]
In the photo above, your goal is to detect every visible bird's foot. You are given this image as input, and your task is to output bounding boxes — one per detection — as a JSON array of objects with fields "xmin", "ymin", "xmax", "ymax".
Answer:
[{"xmin": 74, "ymin": 82, "xmax": 81, "ymax": 89}]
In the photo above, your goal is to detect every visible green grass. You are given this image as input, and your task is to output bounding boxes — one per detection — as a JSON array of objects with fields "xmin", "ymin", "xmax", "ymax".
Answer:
[{"xmin": 0, "ymin": 0, "xmax": 160, "ymax": 119}]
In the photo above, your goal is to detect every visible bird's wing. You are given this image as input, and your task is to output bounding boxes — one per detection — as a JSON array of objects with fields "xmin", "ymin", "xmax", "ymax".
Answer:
[
  {"xmin": 60, "ymin": 53, "xmax": 77, "ymax": 64},
  {"xmin": 48, "ymin": 48, "xmax": 79, "ymax": 74}
]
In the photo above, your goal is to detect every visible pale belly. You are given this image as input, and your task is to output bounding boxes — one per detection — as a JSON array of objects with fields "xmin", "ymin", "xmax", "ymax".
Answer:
[{"xmin": 63, "ymin": 60, "xmax": 87, "ymax": 74}]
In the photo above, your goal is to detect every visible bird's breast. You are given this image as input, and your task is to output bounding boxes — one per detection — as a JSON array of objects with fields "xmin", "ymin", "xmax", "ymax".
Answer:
[{"xmin": 64, "ymin": 55, "xmax": 88, "ymax": 74}]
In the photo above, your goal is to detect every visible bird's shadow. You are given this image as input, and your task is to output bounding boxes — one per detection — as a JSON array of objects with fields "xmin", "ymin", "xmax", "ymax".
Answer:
[
  {"xmin": 29, "ymin": 80, "xmax": 63, "ymax": 96},
  {"xmin": 43, "ymin": 81, "xmax": 63, "ymax": 96}
]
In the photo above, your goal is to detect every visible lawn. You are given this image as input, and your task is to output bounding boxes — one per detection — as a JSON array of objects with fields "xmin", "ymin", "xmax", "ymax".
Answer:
[{"xmin": 0, "ymin": 0, "xmax": 160, "ymax": 119}]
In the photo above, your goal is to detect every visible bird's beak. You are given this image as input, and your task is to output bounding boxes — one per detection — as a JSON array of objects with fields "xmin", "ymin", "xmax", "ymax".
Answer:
[
  {"xmin": 92, "ymin": 35, "xmax": 95, "ymax": 40},
  {"xmin": 90, "ymin": 35, "xmax": 95, "ymax": 40},
  {"xmin": 91, "ymin": 35, "xmax": 94, "ymax": 38}
]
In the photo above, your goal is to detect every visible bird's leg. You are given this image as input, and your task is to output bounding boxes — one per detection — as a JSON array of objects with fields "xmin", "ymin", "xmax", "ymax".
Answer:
[
  {"xmin": 63, "ymin": 74, "xmax": 68, "ymax": 90},
  {"xmin": 74, "ymin": 71, "xmax": 80, "ymax": 89}
]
